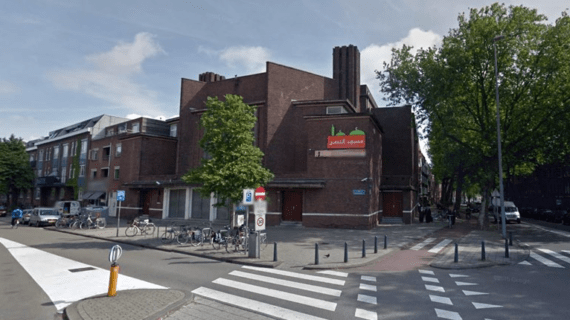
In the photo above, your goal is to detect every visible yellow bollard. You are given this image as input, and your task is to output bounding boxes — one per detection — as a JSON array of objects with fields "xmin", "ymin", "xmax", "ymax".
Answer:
[{"xmin": 108, "ymin": 264, "xmax": 120, "ymax": 297}]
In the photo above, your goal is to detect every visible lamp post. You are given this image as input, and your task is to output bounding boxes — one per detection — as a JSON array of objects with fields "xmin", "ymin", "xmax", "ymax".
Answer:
[{"xmin": 493, "ymin": 35, "xmax": 507, "ymax": 239}]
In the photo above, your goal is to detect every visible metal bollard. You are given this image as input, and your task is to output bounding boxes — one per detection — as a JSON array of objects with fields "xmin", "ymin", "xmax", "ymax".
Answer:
[
  {"xmin": 362, "ymin": 239, "xmax": 366, "ymax": 258},
  {"xmin": 374, "ymin": 236, "xmax": 378, "ymax": 254},
  {"xmin": 344, "ymin": 242, "xmax": 348, "ymax": 263},
  {"xmin": 454, "ymin": 243, "xmax": 458, "ymax": 263},
  {"xmin": 505, "ymin": 239, "xmax": 509, "ymax": 258},
  {"xmin": 509, "ymin": 232, "xmax": 513, "ymax": 246},
  {"xmin": 315, "ymin": 243, "xmax": 319, "ymax": 265},
  {"xmin": 384, "ymin": 235, "xmax": 387, "ymax": 249},
  {"xmin": 481, "ymin": 241, "xmax": 486, "ymax": 261},
  {"xmin": 273, "ymin": 242, "xmax": 278, "ymax": 262},
  {"xmin": 108, "ymin": 264, "xmax": 119, "ymax": 297}
]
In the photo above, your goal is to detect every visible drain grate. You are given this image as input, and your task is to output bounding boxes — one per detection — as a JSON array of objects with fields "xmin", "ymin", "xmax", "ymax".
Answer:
[{"xmin": 68, "ymin": 267, "xmax": 96, "ymax": 273}]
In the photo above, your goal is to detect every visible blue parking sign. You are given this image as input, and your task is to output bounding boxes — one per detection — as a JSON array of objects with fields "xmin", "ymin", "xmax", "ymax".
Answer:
[{"xmin": 117, "ymin": 190, "xmax": 125, "ymax": 202}]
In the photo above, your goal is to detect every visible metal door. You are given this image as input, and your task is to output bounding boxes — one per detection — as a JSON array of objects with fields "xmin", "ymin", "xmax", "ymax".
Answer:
[
  {"xmin": 383, "ymin": 192, "xmax": 403, "ymax": 217},
  {"xmin": 282, "ymin": 191, "xmax": 303, "ymax": 221}
]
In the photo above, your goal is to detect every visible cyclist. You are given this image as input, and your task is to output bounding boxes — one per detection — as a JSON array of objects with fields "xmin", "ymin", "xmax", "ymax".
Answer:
[{"xmin": 11, "ymin": 207, "xmax": 23, "ymax": 228}]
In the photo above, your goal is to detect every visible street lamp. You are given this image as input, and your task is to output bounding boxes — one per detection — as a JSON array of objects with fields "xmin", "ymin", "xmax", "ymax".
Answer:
[{"xmin": 493, "ymin": 35, "xmax": 507, "ymax": 239}]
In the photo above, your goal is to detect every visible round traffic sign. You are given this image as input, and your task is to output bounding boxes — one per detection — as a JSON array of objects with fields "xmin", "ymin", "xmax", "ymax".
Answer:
[
  {"xmin": 257, "ymin": 216, "xmax": 265, "ymax": 227},
  {"xmin": 255, "ymin": 186, "xmax": 266, "ymax": 201}
]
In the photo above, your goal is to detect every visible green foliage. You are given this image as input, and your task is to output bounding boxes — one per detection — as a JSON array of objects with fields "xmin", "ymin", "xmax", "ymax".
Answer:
[
  {"xmin": 182, "ymin": 94, "xmax": 274, "ymax": 206},
  {"xmin": 0, "ymin": 135, "xmax": 34, "ymax": 204},
  {"xmin": 379, "ymin": 3, "xmax": 570, "ymax": 194}
]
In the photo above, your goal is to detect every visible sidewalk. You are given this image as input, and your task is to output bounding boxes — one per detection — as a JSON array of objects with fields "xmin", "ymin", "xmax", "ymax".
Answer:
[{"xmin": 42, "ymin": 216, "xmax": 528, "ymax": 320}]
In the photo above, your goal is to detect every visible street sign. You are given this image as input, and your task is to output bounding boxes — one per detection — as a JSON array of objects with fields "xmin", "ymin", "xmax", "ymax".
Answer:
[
  {"xmin": 254, "ymin": 200, "xmax": 267, "ymax": 215},
  {"xmin": 255, "ymin": 186, "xmax": 266, "ymax": 201},
  {"xmin": 353, "ymin": 189, "xmax": 366, "ymax": 195},
  {"xmin": 255, "ymin": 214, "xmax": 266, "ymax": 231},
  {"xmin": 117, "ymin": 190, "xmax": 125, "ymax": 202},
  {"xmin": 108, "ymin": 245, "xmax": 123, "ymax": 264},
  {"xmin": 236, "ymin": 205, "xmax": 247, "ymax": 211},
  {"xmin": 243, "ymin": 189, "xmax": 254, "ymax": 205},
  {"xmin": 491, "ymin": 189, "xmax": 500, "ymax": 197}
]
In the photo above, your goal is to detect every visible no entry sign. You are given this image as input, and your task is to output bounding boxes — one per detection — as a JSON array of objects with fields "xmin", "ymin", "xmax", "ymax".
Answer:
[{"xmin": 255, "ymin": 186, "xmax": 266, "ymax": 201}]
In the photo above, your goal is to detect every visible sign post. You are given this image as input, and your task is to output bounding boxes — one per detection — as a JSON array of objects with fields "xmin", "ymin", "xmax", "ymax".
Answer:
[{"xmin": 116, "ymin": 190, "xmax": 125, "ymax": 237}]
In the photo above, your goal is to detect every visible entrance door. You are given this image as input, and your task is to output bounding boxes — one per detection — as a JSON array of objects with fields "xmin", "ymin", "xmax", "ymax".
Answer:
[
  {"xmin": 282, "ymin": 191, "xmax": 303, "ymax": 221},
  {"xmin": 383, "ymin": 192, "xmax": 402, "ymax": 217}
]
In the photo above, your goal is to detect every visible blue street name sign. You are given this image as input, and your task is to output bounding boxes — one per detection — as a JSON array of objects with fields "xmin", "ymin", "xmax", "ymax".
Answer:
[
  {"xmin": 353, "ymin": 189, "xmax": 366, "ymax": 196},
  {"xmin": 117, "ymin": 190, "xmax": 125, "ymax": 202}
]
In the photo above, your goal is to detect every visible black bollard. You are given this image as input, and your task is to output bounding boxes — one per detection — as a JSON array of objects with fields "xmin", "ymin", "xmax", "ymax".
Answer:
[
  {"xmin": 384, "ymin": 235, "xmax": 387, "ymax": 249},
  {"xmin": 481, "ymin": 241, "xmax": 486, "ymax": 261},
  {"xmin": 362, "ymin": 239, "xmax": 366, "ymax": 258},
  {"xmin": 509, "ymin": 232, "xmax": 513, "ymax": 246},
  {"xmin": 504, "ymin": 239, "xmax": 509, "ymax": 258},
  {"xmin": 374, "ymin": 236, "xmax": 378, "ymax": 254},
  {"xmin": 315, "ymin": 243, "xmax": 319, "ymax": 265},
  {"xmin": 454, "ymin": 243, "xmax": 458, "ymax": 263},
  {"xmin": 273, "ymin": 242, "xmax": 278, "ymax": 262},
  {"xmin": 344, "ymin": 242, "xmax": 348, "ymax": 263}
]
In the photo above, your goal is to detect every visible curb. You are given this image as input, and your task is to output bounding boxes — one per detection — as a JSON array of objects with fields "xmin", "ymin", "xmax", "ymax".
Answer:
[{"xmin": 302, "ymin": 247, "xmax": 397, "ymax": 270}]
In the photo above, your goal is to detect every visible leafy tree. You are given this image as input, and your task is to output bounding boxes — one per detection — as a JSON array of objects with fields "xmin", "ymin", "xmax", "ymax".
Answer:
[
  {"xmin": 0, "ymin": 135, "xmax": 34, "ymax": 208},
  {"xmin": 379, "ymin": 3, "xmax": 570, "ymax": 227},
  {"xmin": 182, "ymin": 94, "xmax": 274, "ymax": 209}
]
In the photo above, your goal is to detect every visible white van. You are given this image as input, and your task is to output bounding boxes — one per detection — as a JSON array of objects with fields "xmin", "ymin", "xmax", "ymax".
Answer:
[
  {"xmin": 54, "ymin": 201, "xmax": 81, "ymax": 216},
  {"xmin": 489, "ymin": 200, "xmax": 521, "ymax": 224}
]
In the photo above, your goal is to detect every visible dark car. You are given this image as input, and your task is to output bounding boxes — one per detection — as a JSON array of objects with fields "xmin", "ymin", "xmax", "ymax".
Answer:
[
  {"xmin": 0, "ymin": 205, "xmax": 6, "ymax": 217},
  {"xmin": 538, "ymin": 208, "xmax": 554, "ymax": 222},
  {"xmin": 552, "ymin": 209, "xmax": 567, "ymax": 224},
  {"xmin": 562, "ymin": 211, "xmax": 570, "ymax": 225}
]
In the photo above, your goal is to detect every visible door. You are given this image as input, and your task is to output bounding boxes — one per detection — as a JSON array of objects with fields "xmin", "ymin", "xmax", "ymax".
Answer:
[
  {"xmin": 282, "ymin": 191, "xmax": 303, "ymax": 221},
  {"xmin": 108, "ymin": 192, "xmax": 117, "ymax": 217},
  {"xmin": 383, "ymin": 192, "xmax": 403, "ymax": 217}
]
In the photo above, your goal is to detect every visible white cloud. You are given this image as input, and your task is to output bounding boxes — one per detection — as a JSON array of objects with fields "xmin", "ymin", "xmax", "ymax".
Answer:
[
  {"xmin": 360, "ymin": 28, "xmax": 442, "ymax": 106},
  {"xmin": 0, "ymin": 80, "xmax": 20, "ymax": 95},
  {"xmin": 200, "ymin": 46, "xmax": 270, "ymax": 74},
  {"xmin": 47, "ymin": 32, "xmax": 166, "ymax": 117}
]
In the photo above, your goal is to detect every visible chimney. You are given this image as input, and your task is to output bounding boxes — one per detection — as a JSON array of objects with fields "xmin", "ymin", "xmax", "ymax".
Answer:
[
  {"xmin": 199, "ymin": 72, "xmax": 226, "ymax": 82},
  {"xmin": 333, "ymin": 45, "xmax": 361, "ymax": 112}
]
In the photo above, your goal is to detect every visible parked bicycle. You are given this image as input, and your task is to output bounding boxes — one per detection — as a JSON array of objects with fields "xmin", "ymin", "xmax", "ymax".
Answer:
[
  {"xmin": 55, "ymin": 214, "xmax": 78, "ymax": 228},
  {"xmin": 80, "ymin": 213, "xmax": 106, "ymax": 229},
  {"xmin": 211, "ymin": 225, "xmax": 232, "ymax": 252},
  {"xmin": 161, "ymin": 224, "xmax": 185, "ymax": 244},
  {"xmin": 125, "ymin": 216, "xmax": 156, "ymax": 237}
]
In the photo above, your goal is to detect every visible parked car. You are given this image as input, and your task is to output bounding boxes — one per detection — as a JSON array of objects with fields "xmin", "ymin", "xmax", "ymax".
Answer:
[
  {"xmin": 0, "ymin": 205, "xmax": 7, "ymax": 217},
  {"xmin": 562, "ymin": 211, "xmax": 570, "ymax": 226},
  {"xmin": 538, "ymin": 208, "xmax": 554, "ymax": 222},
  {"xmin": 29, "ymin": 207, "xmax": 60, "ymax": 227},
  {"xmin": 488, "ymin": 201, "xmax": 521, "ymax": 224},
  {"xmin": 552, "ymin": 209, "xmax": 567, "ymax": 224},
  {"xmin": 22, "ymin": 209, "xmax": 33, "ymax": 224}
]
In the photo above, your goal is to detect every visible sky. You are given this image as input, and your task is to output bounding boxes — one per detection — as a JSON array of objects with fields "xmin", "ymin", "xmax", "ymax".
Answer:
[{"xmin": 1, "ymin": 1, "xmax": 569, "ymax": 155}]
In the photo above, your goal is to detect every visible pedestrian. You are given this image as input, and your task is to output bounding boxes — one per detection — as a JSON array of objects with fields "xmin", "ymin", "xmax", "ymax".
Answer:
[
  {"xmin": 426, "ymin": 206, "xmax": 433, "ymax": 223},
  {"xmin": 11, "ymin": 207, "xmax": 23, "ymax": 228},
  {"xmin": 419, "ymin": 206, "xmax": 425, "ymax": 223}
]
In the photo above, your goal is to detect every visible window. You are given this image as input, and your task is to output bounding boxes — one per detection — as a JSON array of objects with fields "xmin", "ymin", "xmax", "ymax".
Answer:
[
  {"xmin": 132, "ymin": 122, "xmax": 140, "ymax": 133},
  {"xmin": 39, "ymin": 149, "xmax": 44, "ymax": 161},
  {"xmin": 90, "ymin": 149, "xmax": 99, "ymax": 160},
  {"xmin": 53, "ymin": 146, "xmax": 59, "ymax": 159},
  {"xmin": 106, "ymin": 128, "xmax": 115, "ymax": 136},
  {"xmin": 118, "ymin": 123, "xmax": 126, "ymax": 133},
  {"xmin": 35, "ymin": 188, "xmax": 40, "ymax": 200},
  {"xmin": 326, "ymin": 106, "xmax": 348, "ymax": 114},
  {"xmin": 46, "ymin": 148, "xmax": 51, "ymax": 161},
  {"xmin": 80, "ymin": 139, "xmax": 88, "ymax": 155},
  {"xmin": 191, "ymin": 189, "xmax": 211, "ymax": 219},
  {"xmin": 115, "ymin": 143, "xmax": 122, "ymax": 157},
  {"xmin": 60, "ymin": 168, "xmax": 66, "ymax": 183},
  {"xmin": 69, "ymin": 166, "xmax": 74, "ymax": 179},
  {"xmin": 62, "ymin": 144, "xmax": 69, "ymax": 158},
  {"xmin": 114, "ymin": 166, "xmax": 120, "ymax": 179},
  {"xmin": 168, "ymin": 189, "xmax": 186, "ymax": 218},
  {"xmin": 91, "ymin": 169, "xmax": 97, "ymax": 178},
  {"xmin": 103, "ymin": 146, "xmax": 111, "ymax": 160},
  {"xmin": 30, "ymin": 154, "xmax": 35, "ymax": 162},
  {"xmin": 37, "ymin": 169, "xmax": 42, "ymax": 177},
  {"xmin": 170, "ymin": 124, "xmax": 177, "ymax": 137},
  {"xmin": 101, "ymin": 168, "xmax": 109, "ymax": 178},
  {"xmin": 79, "ymin": 165, "xmax": 85, "ymax": 177}
]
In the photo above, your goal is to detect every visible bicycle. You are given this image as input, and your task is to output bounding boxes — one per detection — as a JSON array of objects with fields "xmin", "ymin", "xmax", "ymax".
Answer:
[
  {"xmin": 125, "ymin": 217, "xmax": 156, "ymax": 237},
  {"xmin": 55, "ymin": 214, "xmax": 77, "ymax": 228},
  {"xmin": 176, "ymin": 225, "xmax": 198, "ymax": 245},
  {"xmin": 80, "ymin": 213, "xmax": 106, "ymax": 229},
  {"xmin": 211, "ymin": 225, "xmax": 231, "ymax": 252},
  {"xmin": 161, "ymin": 224, "xmax": 184, "ymax": 244},
  {"xmin": 11, "ymin": 218, "xmax": 20, "ymax": 229}
]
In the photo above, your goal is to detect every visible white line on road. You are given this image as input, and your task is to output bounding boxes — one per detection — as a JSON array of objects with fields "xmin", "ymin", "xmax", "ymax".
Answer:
[
  {"xmin": 192, "ymin": 287, "xmax": 328, "ymax": 320},
  {"xmin": 538, "ymin": 248, "xmax": 570, "ymax": 265},
  {"xmin": 449, "ymin": 274, "xmax": 469, "ymax": 278},
  {"xmin": 429, "ymin": 239, "xmax": 453, "ymax": 253},
  {"xmin": 229, "ymin": 271, "xmax": 342, "ymax": 297},
  {"xmin": 212, "ymin": 278, "xmax": 337, "ymax": 311},
  {"xmin": 411, "ymin": 238, "xmax": 436, "ymax": 250},
  {"xmin": 355, "ymin": 308, "xmax": 378, "ymax": 320},
  {"xmin": 361, "ymin": 275, "xmax": 376, "ymax": 282},
  {"xmin": 419, "ymin": 269, "xmax": 435, "ymax": 275},
  {"xmin": 518, "ymin": 261, "xmax": 532, "ymax": 265},
  {"xmin": 425, "ymin": 285, "xmax": 445, "ymax": 292},
  {"xmin": 359, "ymin": 283, "xmax": 377, "ymax": 292},
  {"xmin": 357, "ymin": 294, "xmax": 377, "ymax": 305},
  {"xmin": 455, "ymin": 281, "xmax": 478, "ymax": 286},
  {"xmin": 462, "ymin": 290, "xmax": 488, "ymax": 296},
  {"xmin": 0, "ymin": 237, "xmax": 165, "ymax": 311},
  {"xmin": 530, "ymin": 225, "xmax": 570, "ymax": 238},
  {"xmin": 530, "ymin": 252, "xmax": 564, "ymax": 268},
  {"xmin": 434, "ymin": 308, "xmax": 462, "ymax": 320},
  {"xmin": 241, "ymin": 265, "xmax": 345, "ymax": 285},
  {"xmin": 473, "ymin": 302, "xmax": 503, "ymax": 309},
  {"xmin": 316, "ymin": 270, "xmax": 348, "ymax": 277},
  {"xmin": 562, "ymin": 250, "xmax": 570, "ymax": 255},
  {"xmin": 430, "ymin": 295, "xmax": 453, "ymax": 305},
  {"xmin": 422, "ymin": 276, "xmax": 440, "ymax": 283}
]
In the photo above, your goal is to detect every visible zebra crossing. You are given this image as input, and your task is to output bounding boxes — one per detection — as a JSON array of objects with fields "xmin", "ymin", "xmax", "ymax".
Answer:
[
  {"xmin": 191, "ymin": 266, "xmax": 348, "ymax": 320},
  {"xmin": 520, "ymin": 248, "xmax": 570, "ymax": 268},
  {"xmin": 410, "ymin": 237, "xmax": 453, "ymax": 253}
]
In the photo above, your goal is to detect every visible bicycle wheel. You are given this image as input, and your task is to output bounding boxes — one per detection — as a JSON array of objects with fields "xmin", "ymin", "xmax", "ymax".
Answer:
[
  {"xmin": 211, "ymin": 236, "xmax": 221, "ymax": 250},
  {"xmin": 125, "ymin": 226, "xmax": 138, "ymax": 237},
  {"xmin": 71, "ymin": 220, "xmax": 81, "ymax": 229},
  {"xmin": 177, "ymin": 232, "xmax": 190, "ymax": 245},
  {"xmin": 96, "ymin": 218, "xmax": 106, "ymax": 229},
  {"xmin": 55, "ymin": 219, "xmax": 65, "ymax": 229},
  {"xmin": 161, "ymin": 231, "xmax": 174, "ymax": 244},
  {"xmin": 189, "ymin": 229, "xmax": 200, "ymax": 246},
  {"xmin": 144, "ymin": 223, "xmax": 156, "ymax": 235},
  {"xmin": 79, "ymin": 221, "xmax": 88, "ymax": 229},
  {"xmin": 260, "ymin": 233, "xmax": 268, "ymax": 251}
]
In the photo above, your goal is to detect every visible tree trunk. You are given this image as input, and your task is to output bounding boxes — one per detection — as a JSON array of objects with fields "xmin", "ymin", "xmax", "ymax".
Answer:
[
  {"xmin": 453, "ymin": 170, "xmax": 464, "ymax": 214},
  {"xmin": 479, "ymin": 185, "xmax": 489, "ymax": 230}
]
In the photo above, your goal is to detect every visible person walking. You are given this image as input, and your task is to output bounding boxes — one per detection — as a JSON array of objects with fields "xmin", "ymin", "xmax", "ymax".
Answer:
[{"xmin": 11, "ymin": 207, "xmax": 23, "ymax": 228}]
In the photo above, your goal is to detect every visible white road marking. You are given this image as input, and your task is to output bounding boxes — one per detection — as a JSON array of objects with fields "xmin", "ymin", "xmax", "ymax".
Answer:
[
  {"xmin": 316, "ymin": 270, "xmax": 348, "ymax": 277},
  {"xmin": 0, "ymin": 237, "xmax": 165, "ymax": 311},
  {"xmin": 422, "ymin": 276, "xmax": 440, "ymax": 283},
  {"xmin": 562, "ymin": 250, "xmax": 570, "ymax": 255},
  {"xmin": 419, "ymin": 269, "xmax": 435, "ymax": 275},
  {"xmin": 518, "ymin": 261, "xmax": 532, "ymax": 265},
  {"xmin": 357, "ymin": 294, "xmax": 377, "ymax": 305},
  {"xmin": 473, "ymin": 302, "xmax": 503, "ymax": 309},
  {"xmin": 229, "ymin": 271, "xmax": 341, "ymax": 297},
  {"xmin": 359, "ymin": 283, "xmax": 377, "ymax": 292},
  {"xmin": 212, "ymin": 278, "xmax": 337, "ymax": 311},
  {"xmin": 361, "ymin": 275, "xmax": 376, "ymax": 282},
  {"xmin": 455, "ymin": 281, "xmax": 478, "ymax": 286},
  {"xmin": 425, "ymin": 285, "xmax": 445, "ymax": 292},
  {"xmin": 449, "ymin": 274, "xmax": 469, "ymax": 278},
  {"xmin": 242, "ymin": 265, "xmax": 345, "ymax": 285},
  {"xmin": 429, "ymin": 239, "xmax": 453, "ymax": 253},
  {"xmin": 538, "ymin": 248, "xmax": 570, "ymax": 264},
  {"xmin": 355, "ymin": 308, "xmax": 378, "ymax": 320},
  {"xmin": 411, "ymin": 238, "xmax": 436, "ymax": 250},
  {"xmin": 531, "ymin": 225, "xmax": 570, "ymax": 238},
  {"xmin": 192, "ymin": 287, "xmax": 327, "ymax": 320},
  {"xmin": 434, "ymin": 308, "xmax": 462, "ymax": 320},
  {"xmin": 462, "ymin": 290, "xmax": 489, "ymax": 296},
  {"xmin": 430, "ymin": 295, "xmax": 453, "ymax": 305},
  {"xmin": 530, "ymin": 252, "xmax": 564, "ymax": 268}
]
